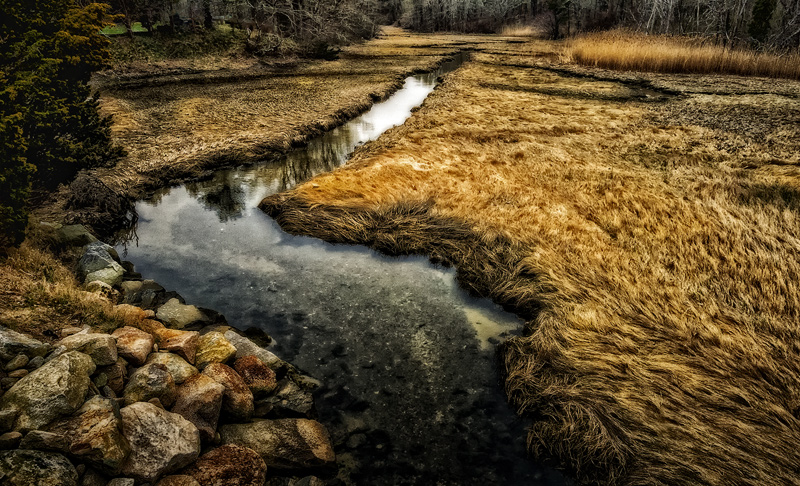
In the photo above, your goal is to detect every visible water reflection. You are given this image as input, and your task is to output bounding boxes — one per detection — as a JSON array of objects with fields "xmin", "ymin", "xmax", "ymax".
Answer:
[{"xmin": 118, "ymin": 53, "xmax": 567, "ymax": 485}]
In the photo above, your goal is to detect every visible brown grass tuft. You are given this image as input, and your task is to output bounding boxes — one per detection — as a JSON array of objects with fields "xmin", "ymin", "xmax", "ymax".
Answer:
[
  {"xmin": 262, "ymin": 40, "xmax": 800, "ymax": 484},
  {"xmin": 0, "ymin": 227, "xmax": 146, "ymax": 340},
  {"xmin": 569, "ymin": 30, "xmax": 800, "ymax": 80}
]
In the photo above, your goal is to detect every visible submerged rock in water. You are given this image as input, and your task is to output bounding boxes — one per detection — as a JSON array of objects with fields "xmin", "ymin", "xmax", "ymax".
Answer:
[
  {"xmin": 219, "ymin": 419, "xmax": 335, "ymax": 476},
  {"xmin": 119, "ymin": 402, "xmax": 200, "ymax": 483},
  {"xmin": 0, "ymin": 351, "xmax": 95, "ymax": 432},
  {"xmin": 0, "ymin": 449, "xmax": 79, "ymax": 486}
]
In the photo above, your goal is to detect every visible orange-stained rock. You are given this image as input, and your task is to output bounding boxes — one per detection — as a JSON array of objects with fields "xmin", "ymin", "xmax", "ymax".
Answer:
[
  {"xmin": 183, "ymin": 444, "xmax": 266, "ymax": 486},
  {"xmin": 112, "ymin": 327, "xmax": 154, "ymax": 366},
  {"xmin": 202, "ymin": 363, "xmax": 253, "ymax": 421},
  {"xmin": 153, "ymin": 329, "xmax": 199, "ymax": 365},
  {"xmin": 233, "ymin": 356, "xmax": 277, "ymax": 397}
]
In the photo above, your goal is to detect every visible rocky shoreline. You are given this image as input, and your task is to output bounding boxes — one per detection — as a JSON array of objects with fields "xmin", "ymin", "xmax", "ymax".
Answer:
[{"xmin": 0, "ymin": 224, "xmax": 336, "ymax": 486}]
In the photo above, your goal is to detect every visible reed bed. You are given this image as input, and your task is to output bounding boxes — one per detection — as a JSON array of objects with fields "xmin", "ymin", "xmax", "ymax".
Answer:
[
  {"xmin": 263, "ymin": 43, "xmax": 800, "ymax": 484},
  {"xmin": 569, "ymin": 30, "xmax": 800, "ymax": 80}
]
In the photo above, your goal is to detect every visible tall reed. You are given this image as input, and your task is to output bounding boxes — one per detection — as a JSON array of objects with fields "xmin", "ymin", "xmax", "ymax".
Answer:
[{"xmin": 569, "ymin": 30, "xmax": 800, "ymax": 80}]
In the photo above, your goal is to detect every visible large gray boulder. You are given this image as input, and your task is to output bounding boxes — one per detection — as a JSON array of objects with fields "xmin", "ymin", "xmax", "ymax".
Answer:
[
  {"xmin": 0, "ymin": 351, "xmax": 95, "ymax": 432},
  {"xmin": 171, "ymin": 374, "xmax": 224, "ymax": 442},
  {"xmin": 0, "ymin": 326, "xmax": 50, "ymax": 361},
  {"xmin": 57, "ymin": 333, "xmax": 118, "ymax": 366},
  {"xmin": 183, "ymin": 445, "xmax": 267, "ymax": 486},
  {"xmin": 123, "ymin": 363, "xmax": 177, "ymax": 407},
  {"xmin": 48, "ymin": 396, "xmax": 130, "ymax": 474},
  {"xmin": 0, "ymin": 449, "xmax": 79, "ymax": 486},
  {"xmin": 79, "ymin": 242, "xmax": 124, "ymax": 286},
  {"xmin": 119, "ymin": 402, "xmax": 201, "ymax": 483},
  {"xmin": 219, "ymin": 419, "xmax": 335, "ymax": 475}
]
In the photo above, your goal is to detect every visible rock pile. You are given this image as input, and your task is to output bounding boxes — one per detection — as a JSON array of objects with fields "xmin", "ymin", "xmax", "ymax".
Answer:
[{"xmin": 0, "ymin": 225, "xmax": 337, "ymax": 485}]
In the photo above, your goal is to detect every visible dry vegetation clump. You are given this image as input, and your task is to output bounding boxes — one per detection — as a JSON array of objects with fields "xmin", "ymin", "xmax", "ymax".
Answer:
[
  {"xmin": 0, "ymin": 227, "xmax": 147, "ymax": 340},
  {"xmin": 262, "ymin": 40, "xmax": 800, "ymax": 484},
  {"xmin": 569, "ymin": 30, "xmax": 800, "ymax": 80}
]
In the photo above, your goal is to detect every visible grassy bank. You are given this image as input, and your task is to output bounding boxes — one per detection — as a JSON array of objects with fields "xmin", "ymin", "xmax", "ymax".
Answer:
[
  {"xmin": 261, "ymin": 39, "xmax": 800, "ymax": 484},
  {"xmin": 569, "ymin": 30, "xmax": 800, "ymax": 80},
  {"xmin": 14, "ymin": 28, "xmax": 490, "ymax": 344}
]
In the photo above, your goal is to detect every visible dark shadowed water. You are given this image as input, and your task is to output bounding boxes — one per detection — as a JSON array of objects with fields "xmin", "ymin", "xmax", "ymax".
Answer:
[{"xmin": 118, "ymin": 54, "xmax": 567, "ymax": 485}]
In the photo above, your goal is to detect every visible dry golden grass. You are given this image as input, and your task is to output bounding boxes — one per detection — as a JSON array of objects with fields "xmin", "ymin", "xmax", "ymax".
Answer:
[
  {"xmin": 0, "ymin": 227, "xmax": 148, "ymax": 340},
  {"xmin": 75, "ymin": 27, "xmax": 490, "ymax": 202},
  {"xmin": 569, "ymin": 30, "xmax": 800, "ymax": 80},
  {"xmin": 262, "ymin": 42, "xmax": 800, "ymax": 484}
]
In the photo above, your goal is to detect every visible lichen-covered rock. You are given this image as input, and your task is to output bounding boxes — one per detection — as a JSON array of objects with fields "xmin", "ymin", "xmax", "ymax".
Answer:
[
  {"xmin": 146, "ymin": 353, "xmax": 198, "ymax": 384},
  {"xmin": 57, "ymin": 333, "xmax": 118, "ymax": 366},
  {"xmin": 79, "ymin": 243, "xmax": 124, "ymax": 287},
  {"xmin": 154, "ymin": 475, "xmax": 201, "ymax": 486},
  {"xmin": 202, "ymin": 363, "xmax": 253, "ymax": 421},
  {"xmin": 223, "ymin": 330, "xmax": 284, "ymax": 370},
  {"xmin": 0, "ymin": 351, "xmax": 95, "ymax": 432},
  {"xmin": 195, "ymin": 332, "xmax": 237, "ymax": 369},
  {"xmin": 153, "ymin": 329, "xmax": 199, "ymax": 365},
  {"xmin": 171, "ymin": 374, "xmax": 224, "ymax": 442},
  {"xmin": 47, "ymin": 396, "xmax": 130, "ymax": 474},
  {"xmin": 156, "ymin": 299, "xmax": 208, "ymax": 329},
  {"xmin": 0, "ymin": 450, "xmax": 78, "ymax": 486},
  {"xmin": 112, "ymin": 326, "xmax": 154, "ymax": 366},
  {"xmin": 183, "ymin": 444, "xmax": 267, "ymax": 486},
  {"xmin": 0, "ymin": 326, "xmax": 50, "ymax": 361},
  {"xmin": 219, "ymin": 419, "xmax": 335, "ymax": 475},
  {"xmin": 124, "ymin": 363, "xmax": 177, "ymax": 407},
  {"xmin": 119, "ymin": 402, "xmax": 200, "ymax": 483},
  {"xmin": 233, "ymin": 355, "xmax": 277, "ymax": 397},
  {"xmin": 97, "ymin": 357, "xmax": 128, "ymax": 396}
]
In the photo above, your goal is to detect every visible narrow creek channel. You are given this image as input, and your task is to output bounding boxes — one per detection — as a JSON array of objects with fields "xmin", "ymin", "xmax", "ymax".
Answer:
[{"xmin": 118, "ymin": 54, "xmax": 567, "ymax": 485}]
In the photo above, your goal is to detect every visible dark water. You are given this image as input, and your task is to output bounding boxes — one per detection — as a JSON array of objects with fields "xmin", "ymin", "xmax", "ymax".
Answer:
[{"xmin": 118, "ymin": 54, "xmax": 567, "ymax": 485}]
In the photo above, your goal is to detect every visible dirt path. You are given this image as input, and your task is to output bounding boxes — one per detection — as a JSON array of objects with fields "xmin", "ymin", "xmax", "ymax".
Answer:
[{"xmin": 262, "ymin": 38, "xmax": 800, "ymax": 485}]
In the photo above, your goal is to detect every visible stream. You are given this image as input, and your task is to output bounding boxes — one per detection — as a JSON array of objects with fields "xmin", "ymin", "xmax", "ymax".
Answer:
[{"xmin": 118, "ymin": 54, "xmax": 566, "ymax": 485}]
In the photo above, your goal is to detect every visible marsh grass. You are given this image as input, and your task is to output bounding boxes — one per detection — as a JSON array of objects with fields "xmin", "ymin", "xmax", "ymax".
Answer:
[
  {"xmin": 262, "ymin": 41, "xmax": 800, "ymax": 484},
  {"xmin": 569, "ymin": 30, "xmax": 800, "ymax": 80},
  {"xmin": 0, "ymin": 226, "xmax": 147, "ymax": 340}
]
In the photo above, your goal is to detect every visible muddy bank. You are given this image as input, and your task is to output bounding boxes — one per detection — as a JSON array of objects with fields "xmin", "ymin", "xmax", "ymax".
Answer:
[{"xmin": 261, "ymin": 39, "xmax": 800, "ymax": 485}]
